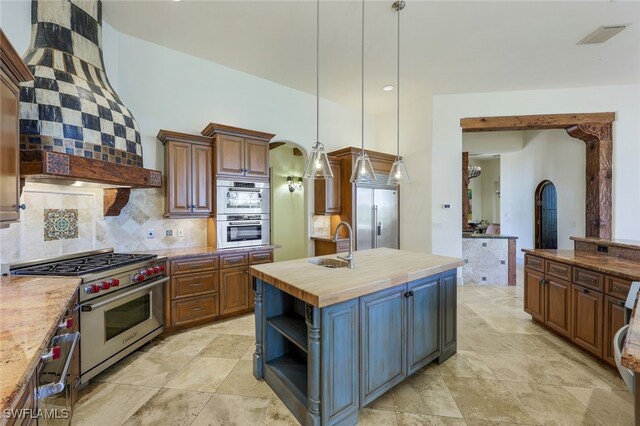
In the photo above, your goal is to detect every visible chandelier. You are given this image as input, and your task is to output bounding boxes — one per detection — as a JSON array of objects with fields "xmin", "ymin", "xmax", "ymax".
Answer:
[{"xmin": 468, "ymin": 165, "xmax": 481, "ymax": 180}]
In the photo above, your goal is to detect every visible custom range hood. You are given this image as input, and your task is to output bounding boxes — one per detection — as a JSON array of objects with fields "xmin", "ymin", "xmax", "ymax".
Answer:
[{"xmin": 18, "ymin": 0, "xmax": 161, "ymax": 194}]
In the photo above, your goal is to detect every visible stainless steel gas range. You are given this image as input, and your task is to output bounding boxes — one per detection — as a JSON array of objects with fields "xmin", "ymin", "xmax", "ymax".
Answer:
[{"xmin": 10, "ymin": 249, "xmax": 168, "ymax": 383}]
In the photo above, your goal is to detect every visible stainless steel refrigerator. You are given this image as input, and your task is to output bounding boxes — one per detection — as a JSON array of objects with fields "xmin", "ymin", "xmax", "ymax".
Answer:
[{"xmin": 356, "ymin": 182, "xmax": 399, "ymax": 250}]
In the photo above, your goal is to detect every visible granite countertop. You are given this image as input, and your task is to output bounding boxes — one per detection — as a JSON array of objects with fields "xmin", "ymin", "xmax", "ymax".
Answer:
[
  {"xmin": 522, "ymin": 249, "xmax": 640, "ymax": 281},
  {"xmin": 622, "ymin": 295, "xmax": 640, "ymax": 373},
  {"xmin": 570, "ymin": 237, "xmax": 640, "ymax": 250},
  {"xmin": 462, "ymin": 234, "xmax": 518, "ymax": 240},
  {"xmin": 0, "ymin": 276, "xmax": 81, "ymax": 412},
  {"xmin": 250, "ymin": 247, "xmax": 464, "ymax": 307},
  {"xmin": 141, "ymin": 245, "xmax": 275, "ymax": 260}
]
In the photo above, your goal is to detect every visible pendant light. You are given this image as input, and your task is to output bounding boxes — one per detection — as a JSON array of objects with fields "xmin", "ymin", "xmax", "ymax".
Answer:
[
  {"xmin": 304, "ymin": 0, "xmax": 333, "ymax": 179},
  {"xmin": 388, "ymin": 1, "xmax": 411, "ymax": 186},
  {"xmin": 350, "ymin": 0, "xmax": 376, "ymax": 184}
]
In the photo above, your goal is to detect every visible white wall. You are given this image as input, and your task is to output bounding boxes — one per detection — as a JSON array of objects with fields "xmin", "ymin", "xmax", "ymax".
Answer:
[
  {"xmin": 270, "ymin": 146, "xmax": 307, "ymax": 262},
  {"xmin": 430, "ymin": 85, "xmax": 640, "ymax": 258},
  {"xmin": 374, "ymin": 96, "xmax": 433, "ymax": 253},
  {"xmin": 501, "ymin": 130, "xmax": 585, "ymax": 259},
  {"xmin": 463, "ymin": 131, "xmax": 524, "ymax": 154}
]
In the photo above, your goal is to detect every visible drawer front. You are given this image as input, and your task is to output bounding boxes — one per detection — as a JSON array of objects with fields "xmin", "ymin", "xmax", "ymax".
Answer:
[
  {"xmin": 525, "ymin": 255, "xmax": 544, "ymax": 272},
  {"xmin": 545, "ymin": 260, "xmax": 572, "ymax": 281},
  {"xmin": 606, "ymin": 276, "xmax": 632, "ymax": 299},
  {"xmin": 220, "ymin": 253, "xmax": 248, "ymax": 268},
  {"xmin": 170, "ymin": 256, "xmax": 218, "ymax": 275},
  {"xmin": 171, "ymin": 271, "xmax": 218, "ymax": 299},
  {"xmin": 171, "ymin": 294, "xmax": 218, "ymax": 326},
  {"xmin": 573, "ymin": 267, "xmax": 604, "ymax": 292},
  {"xmin": 249, "ymin": 250, "xmax": 273, "ymax": 265},
  {"xmin": 336, "ymin": 240, "xmax": 350, "ymax": 253}
]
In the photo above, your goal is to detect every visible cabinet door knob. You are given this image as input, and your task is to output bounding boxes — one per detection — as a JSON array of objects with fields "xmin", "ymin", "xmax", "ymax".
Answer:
[
  {"xmin": 581, "ymin": 288, "xmax": 588, "ymax": 294},
  {"xmin": 404, "ymin": 292, "xmax": 411, "ymax": 298},
  {"xmin": 18, "ymin": 204, "xmax": 26, "ymax": 210}
]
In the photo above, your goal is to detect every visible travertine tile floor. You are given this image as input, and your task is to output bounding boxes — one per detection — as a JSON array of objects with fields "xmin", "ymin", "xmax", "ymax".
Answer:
[{"xmin": 73, "ymin": 268, "xmax": 634, "ymax": 425}]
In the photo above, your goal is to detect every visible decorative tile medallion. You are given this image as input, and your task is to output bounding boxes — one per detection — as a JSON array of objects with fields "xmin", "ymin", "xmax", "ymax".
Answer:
[
  {"xmin": 44, "ymin": 152, "xmax": 71, "ymax": 175},
  {"xmin": 149, "ymin": 170, "xmax": 162, "ymax": 187},
  {"xmin": 44, "ymin": 209, "xmax": 79, "ymax": 241}
]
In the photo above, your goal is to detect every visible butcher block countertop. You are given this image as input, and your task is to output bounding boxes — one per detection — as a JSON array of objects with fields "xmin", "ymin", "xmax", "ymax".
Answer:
[
  {"xmin": 522, "ymin": 249, "xmax": 640, "ymax": 281},
  {"xmin": 142, "ymin": 245, "xmax": 274, "ymax": 260},
  {"xmin": 250, "ymin": 248, "xmax": 464, "ymax": 307},
  {"xmin": 0, "ymin": 275, "xmax": 81, "ymax": 412}
]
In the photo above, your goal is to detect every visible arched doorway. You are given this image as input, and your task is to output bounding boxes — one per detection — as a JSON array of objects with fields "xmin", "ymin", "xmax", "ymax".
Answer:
[{"xmin": 535, "ymin": 180, "xmax": 558, "ymax": 249}]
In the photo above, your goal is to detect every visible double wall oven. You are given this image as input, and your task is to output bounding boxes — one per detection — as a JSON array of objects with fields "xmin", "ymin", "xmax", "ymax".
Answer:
[{"xmin": 216, "ymin": 180, "xmax": 270, "ymax": 249}]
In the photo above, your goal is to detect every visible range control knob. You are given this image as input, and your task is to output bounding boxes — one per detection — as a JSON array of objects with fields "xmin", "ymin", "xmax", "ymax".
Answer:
[
  {"xmin": 133, "ymin": 273, "xmax": 145, "ymax": 283},
  {"xmin": 58, "ymin": 317, "xmax": 73, "ymax": 330},
  {"xmin": 100, "ymin": 281, "xmax": 111, "ymax": 290},
  {"xmin": 146, "ymin": 268, "xmax": 155, "ymax": 276},
  {"xmin": 110, "ymin": 278, "xmax": 120, "ymax": 287},
  {"xmin": 84, "ymin": 284, "xmax": 100, "ymax": 294},
  {"xmin": 42, "ymin": 345, "xmax": 61, "ymax": 362},
  {"xmin": 159, "ymin": 265, "xmax": 165, "ymax": 272},
  {"xmin": 153, "ymin": 266, "xmax": 161, "ymax": 273}
]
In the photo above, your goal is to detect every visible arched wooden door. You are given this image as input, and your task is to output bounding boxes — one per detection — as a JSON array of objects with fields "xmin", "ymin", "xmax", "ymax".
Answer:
[{"xmin": 535, "ymin": 180, "xmax": 557, "ymax": 249}]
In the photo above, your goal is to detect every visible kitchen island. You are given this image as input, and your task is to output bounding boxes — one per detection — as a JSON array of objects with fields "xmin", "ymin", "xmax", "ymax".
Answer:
[{"xmin": 250, "ymin": 248, "xmax": 463, "ymax": 426}]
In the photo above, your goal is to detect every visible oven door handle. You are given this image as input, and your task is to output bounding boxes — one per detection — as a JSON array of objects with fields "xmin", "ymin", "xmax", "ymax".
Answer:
[
  {"xmin": 228, "ymin": 188, "xmax": 261, "ymax": 193},
  {"xmin": 37, "ymin": 332, "xmax": 80, "ymax": 400},
  {"xmin": 81, "ymin": 277, "xmax": 169, "ymax": 311},
  {"xmin": 229, "ymin": 221, "xmax": 262, "ymax": 226}
]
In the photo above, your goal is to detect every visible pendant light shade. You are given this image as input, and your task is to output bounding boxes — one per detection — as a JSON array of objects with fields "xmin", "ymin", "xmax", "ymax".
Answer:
[
  {"xmin": 388, "ymin": 156, "xmax": 411, "ymax": 185},
  {"xmin": 304, "ymin": 0, "xmax": 334, "ymax": 179},
  {"xmin": 350, "ymin": 0, "xmax": 376, "ymax": 184},
  {"xmin": 387, "ymin": 0, "xmax": 410, "ymax": 186},
  {"xmin": 303, "ymin": 141, "xmax": 333, "ymax": 179},
  {"xmin": 351, "ymin": 151, "xmax": 376, "ymax": 183}
]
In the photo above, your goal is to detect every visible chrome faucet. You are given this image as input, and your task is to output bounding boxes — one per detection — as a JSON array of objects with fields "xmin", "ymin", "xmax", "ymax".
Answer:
[{"xmin": 333, "ymin": 221, "xmax": 355, "ymax": 269}]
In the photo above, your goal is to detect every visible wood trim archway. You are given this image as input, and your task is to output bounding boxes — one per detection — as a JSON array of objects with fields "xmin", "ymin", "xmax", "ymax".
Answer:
[{"xmin": 460, "ymin": 112, "xmax": 614, "ymax": 239}]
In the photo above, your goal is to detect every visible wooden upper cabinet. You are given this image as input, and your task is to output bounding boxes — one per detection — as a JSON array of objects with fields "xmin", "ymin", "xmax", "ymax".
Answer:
[
  {"xmin": 244, "ymin": 138, "xmax": 269, "ymax": 178},
  {"xmin": 201, "ymin": 122, "xmax": 275, "ymax": 182},
  {"xmin": 157, "ymin": 130, "xmax": 214, "ymax": 218},
  {"xmin": 191, "ymin": 144, "xmax": 213, "ymax": 214},
  {"xmin": 217, "ymin": 135, "xmax": 245, "ymax": 177},
  {"xmin": 0, "ymin": 31, "xmax": 33, "ymax": 228},
  {"xmin": 314, "ymin": 158, "xmax": 342, "ymax": 214}
]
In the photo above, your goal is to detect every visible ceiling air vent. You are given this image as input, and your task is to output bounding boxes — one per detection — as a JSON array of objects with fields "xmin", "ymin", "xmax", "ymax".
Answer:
[{"xmin": 578, "ymin": 24, "xmax": 630, "ymax": 45}]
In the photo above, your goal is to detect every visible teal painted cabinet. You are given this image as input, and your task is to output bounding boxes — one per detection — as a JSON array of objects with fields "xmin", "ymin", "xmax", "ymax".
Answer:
[
  {"xmin": 360, "ymin": 286, "xmax": 406, "ymax": 406},
  {"xmin": 254, "ymin": 269, "xmax": 458, "ymax": 426},
  {"xmin": 407, "ymin": 276, "xmax": 440, "ymax": 373}
]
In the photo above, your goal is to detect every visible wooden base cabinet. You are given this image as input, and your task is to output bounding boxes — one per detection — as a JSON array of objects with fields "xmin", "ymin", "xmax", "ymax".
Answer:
[
  {"xmin": 571, "ymin": 284, "xmax": 604, "ymax": 357},
  {"xmin": 545, "ymin": 277, "xmax": 571, "ymax": 338},
  {"xmin": 604, "ymin": 295, "xmax": 627, "ymax": 366},
  {"xmin": 168, "ymin": 255, "xmax": 219, "ymax": 329},
  {"xmin": 220, "ymin": 266, "xmax": 250, "ymax": 315},
  {"xmin": 524, "ymin": 254, "xmax": 630, "ymax": 367},
  {"xmin": 524, "ymin": 268, "xmax": 545, "ymax": 322}
]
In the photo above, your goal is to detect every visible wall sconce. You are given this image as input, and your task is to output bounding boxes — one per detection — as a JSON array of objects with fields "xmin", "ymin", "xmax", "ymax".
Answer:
[{"xmin": 287, "ymin": 176, "xmax": 303, "ymax": 193}]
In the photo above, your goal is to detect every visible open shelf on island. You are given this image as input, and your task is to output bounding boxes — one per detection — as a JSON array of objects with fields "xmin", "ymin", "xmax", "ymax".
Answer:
[
  {"xmin": 265, "ymin": 353, "xmax": 308, "ymax": 406},
  {"xmin": 267, "ymin": 313, "xmax": 307, "ymax": 353}
]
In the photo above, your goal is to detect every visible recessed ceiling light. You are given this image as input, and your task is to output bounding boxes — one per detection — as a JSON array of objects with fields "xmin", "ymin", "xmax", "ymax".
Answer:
[{"xmin": 382, "ymin": 85, "xmax": 394, "ymax": 92}]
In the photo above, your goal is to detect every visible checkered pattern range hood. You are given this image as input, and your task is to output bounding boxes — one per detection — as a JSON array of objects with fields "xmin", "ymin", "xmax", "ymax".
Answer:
[{"xmin": 19, "ymin": 0, "xmax": 143, "ymax": 168}]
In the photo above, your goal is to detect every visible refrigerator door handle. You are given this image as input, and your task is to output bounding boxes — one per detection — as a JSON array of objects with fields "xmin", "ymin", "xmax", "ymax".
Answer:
[
  {"xmin": 377, "ymin": 222, "xmax": 382, "ymax": 236},
  {"xmin": 372, "ymin": 205, "xmax": 378, "ymax": 248}
]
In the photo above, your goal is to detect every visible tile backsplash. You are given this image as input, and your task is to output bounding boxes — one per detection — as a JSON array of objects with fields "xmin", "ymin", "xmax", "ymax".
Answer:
[{"xmin": 0, "ymin": 182, "xmax": 207, "ymax": 265}]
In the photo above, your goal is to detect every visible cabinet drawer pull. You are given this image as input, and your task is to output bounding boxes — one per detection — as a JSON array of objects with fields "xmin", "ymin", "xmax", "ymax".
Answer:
[
  {"xmin": 581, "ymin": 288, "xmax": 588, "ymax": 294},
  {"xmin": 187, "ymin": 263, "xmax": 208, "ymax": 269},
  {"xmin": 550, "ymin": 265, "xmax": 565, "ymax": 273},
  {"xmin": 619, "ymin": 300, "xmax": 626, "ymax": 307},
  {"xmin": 188, "ymin": 283, "xmax": 203, "ymax": 287},
  {"xmin": 581, "ymin": 275, "xmax": 596, "ymax": 283},
  {"xmin": 189, "ymin": 306, "xmax": 204, "ymax": 312},
  {"xmin": 613, "ymin": 285, "xmax": 627, "ymax": 293}
]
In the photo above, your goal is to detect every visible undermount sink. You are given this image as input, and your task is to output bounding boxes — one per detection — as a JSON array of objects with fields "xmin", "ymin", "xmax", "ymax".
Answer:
[{"xmin": 308, "ymin": 257, "xmax": 350, "ymax": 269}]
